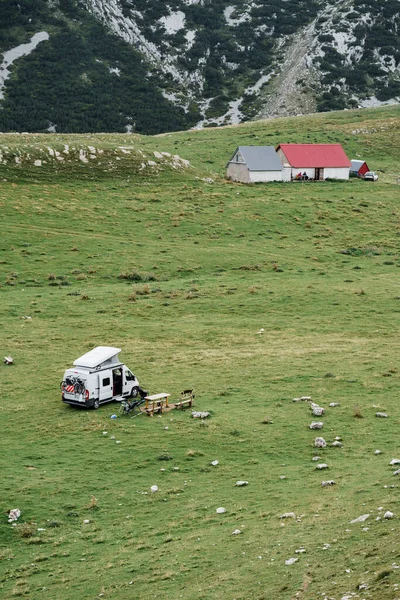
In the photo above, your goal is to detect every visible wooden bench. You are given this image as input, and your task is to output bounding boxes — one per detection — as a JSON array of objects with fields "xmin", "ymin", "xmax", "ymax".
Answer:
[
  {"xmin": 174, "ymin": 389, "xmax": 194, "ymax": 409},
  {"xmin": 144, "ymin": 393, "xmax": 170, "ymax": 416}
]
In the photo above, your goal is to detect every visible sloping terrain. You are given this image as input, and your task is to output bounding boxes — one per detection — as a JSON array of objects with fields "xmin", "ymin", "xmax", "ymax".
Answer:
[
  {"xmin": 0, "ymin": 0, "xmax": 399, "ymax": 133},
  {"xmin": 1, "ymin": 107, "xmax": 400, "ymax": 599}
]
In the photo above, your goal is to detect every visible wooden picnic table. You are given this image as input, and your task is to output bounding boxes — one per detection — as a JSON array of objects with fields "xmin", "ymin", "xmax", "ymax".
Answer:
[{"xmin": 144, "ymin": 393, "xmax": 170, "ymax": 415}]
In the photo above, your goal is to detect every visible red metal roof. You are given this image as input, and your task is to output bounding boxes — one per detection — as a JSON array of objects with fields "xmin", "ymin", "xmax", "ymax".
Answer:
[{"xmin": 276, "ymin": 144, "xmax": 351, "ymax": 168}]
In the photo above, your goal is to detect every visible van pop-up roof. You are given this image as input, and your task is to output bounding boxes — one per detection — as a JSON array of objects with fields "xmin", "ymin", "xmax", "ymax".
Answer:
[{"xmin": 73, "ymin": 346, "xmax": 122, "ymax": 369}]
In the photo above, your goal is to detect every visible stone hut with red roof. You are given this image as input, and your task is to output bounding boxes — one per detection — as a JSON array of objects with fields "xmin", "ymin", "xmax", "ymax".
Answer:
[{"xmin": 276, "ymin": 144, "xmax": 351, "ymax": 181}]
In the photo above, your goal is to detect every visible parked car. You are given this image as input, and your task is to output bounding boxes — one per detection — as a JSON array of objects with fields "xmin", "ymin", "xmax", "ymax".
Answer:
[
  {"xmin": 362, "ymin": 171, "xmax": 378, "ymax": 181},
  {"xmin": 61, "ymin": 346, "xmax": 146, "ymax": 409}
]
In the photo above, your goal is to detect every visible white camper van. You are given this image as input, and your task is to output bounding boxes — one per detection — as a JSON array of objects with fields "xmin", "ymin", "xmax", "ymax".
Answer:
[{"xmin": 61, "ymin": 346, "xmax": 144, "ymax": 409}]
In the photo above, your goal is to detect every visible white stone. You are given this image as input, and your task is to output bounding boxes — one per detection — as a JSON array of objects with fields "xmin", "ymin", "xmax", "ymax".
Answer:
[
  {"xmin": 150, "ymin": 485, "xmax": 159, "ymax": 493},
  {"xmin": 192, "ymin": 411, "xmax": 210, "ymax": 418},
  {"xmin": 232, "ymin": 529, "xmax": 242, "ymax": 535},
  {"xmin": 235, "ymin": 481, "xmax": 248, "ymax": 487},
  {"xmin": 312, "ymin": 456, "xmax": 320, "ymax": 461},
  {"xmin": 314, "ymin": 437, "xmax": 327, "ymax": 448},
  {"xmin": 83, "ymin": 519, "xmax": 90, "ymax": 524},
  {"xmin": 280, "ymin": 512, "xmax": 296, "ymax": 519},
  {"xmin": 393, "ymin": 469, "xmax": 400, "ymax": 476},
  {"xmin": 216, "ymin": 507, "xmax": 226, "ymax": 514},
  {"xmin": 310, "ymin": 422, "xmax": 324, "ymax": 429},
  {"xmin": 331, "ymin": 441, "xmax": 343, "ymax": 447},
  {"xmin": 321, "ymin": 480, "xmax": 336, "ymax": 486},
  {"xmin": 285, "ymin": 557, "xmax": 298, "ymax": 565},
  {"xmin": 390, "ymin": 459, "xmax": 400, "ymax": 465},
  {"xmin": 374, "ymin": 450, "xmax": 382, "ymax": 454},
  {"xmin": 350, "ymin": 514, "xmax": 370, "ymax": 523},
  {"xmin": 211, "ymin": 460, "xmax": 219, "ymax": 466},
  {"xmin": 376, "ymin": 412, "xmax": 388, "ymax": 418},
  {"xmin": 312, "ymin": 406, "xmax": 325, "ymax": 416},
  {"xmin": 329, "ymin": 402, "xmax": 340, "ymax": 407},
  {"xmin": 316, "ymin": 463, "xmax": 329, "ymax": 470},
  {"xmin": 384, "ymin": 511, "xmax": 394, "ymax": 519}
]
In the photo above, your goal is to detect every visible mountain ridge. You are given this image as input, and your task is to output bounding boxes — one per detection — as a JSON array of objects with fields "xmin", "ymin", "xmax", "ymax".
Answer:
[{"xmin": 0, "ymin": 0, "xmax": 399, "ymax": 133}]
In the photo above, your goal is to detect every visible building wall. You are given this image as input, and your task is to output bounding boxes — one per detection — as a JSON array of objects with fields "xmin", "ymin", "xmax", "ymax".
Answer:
[
  {"xmin": 292, "ymin": 167, "xmax": 315, "ymax": 179},
  {"xmin": 324, "ymin": 167, "xmax": 349, "ymax": 180},
  {"xmin": 226, "ymin": 163, "xmax": 250, "ymax": 183},
  {"xmin": 277, "ymin": 148, "xmax": 289, "ymax": 166},
  {"xmin": 249, "ymin": 170, "xmax": 283, "ymax": 182}
]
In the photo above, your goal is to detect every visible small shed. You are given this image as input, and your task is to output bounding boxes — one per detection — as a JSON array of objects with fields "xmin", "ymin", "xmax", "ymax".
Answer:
[
  {"xmin": 226, "ymin": 146, "xmax": 287, "ymax": 183},
  {"xmin": 276, "ymin": 144, "xmax": 351, "ymax": 181},
  {"xmin": 350, "ymin": 159, "xmax": 370, "ymax": 177}
]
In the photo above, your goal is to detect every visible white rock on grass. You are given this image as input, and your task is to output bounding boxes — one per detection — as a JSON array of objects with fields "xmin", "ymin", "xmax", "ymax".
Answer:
[
  {"xmin": 150, "ymin": 485, "xmax": 159, "ymax": 493},
  {"xmin": 312, "ymin": 456, "xmax": 321, "ymax": 461},
  {"xmin": 312, "ymin": 406, "xmax": 325, "ymax": 416},
  {"xmin": 376, "ymin": 412, "xmax": 388, "ymax": 418},
  {"xmin": 314, "ymin": 437, "xmax": 327, "ymax": 448},
  {"xmin": 310, "ymin": 422, "xmax": 324, "ymax": 430},
  {"xmin": 350, "ymin": 514, "xmax": 370, "ymax": 523},
  {"xmin": 285, "ymin": 557, "xmax": 298, "ymax": 565},
  {"xmin": 384, "ymin": 511, "xmax": 394, "ymax": 519},
  {"xmin": 232, "ymin": 529, "xmax": 242, "ymax": 535},
  {"xmin": 211, "ymin": 460, "xmax": 219, "ymax": 466},
  {"xmin": 216, "ymin": 507, "xmax": 226, "ymax": 514},
  {"xmin": 393, "ymin": 469, "xmax": 400, "ymax": 476},
  {"xmin": 7, "ymin": 509, "xmax": 21, "ymax": 523},
  {"xmin": 280, "ymin": 512, "xmax": 296, "ymax": 519},
  {"xmin": 321, "ymin": 480, "xmax": 336, "ymax": 486},
  {"xmin": 375, "ymin": 450, "xmax": 382, "ymax": 455},
  {"xmin": 331, "ymin": 441, "xmax": 343, "ymax": 447},
  {"xmin": 390, "ymin": 459, "xmax": 400, "ymax": 465},
  {"xmin": 329, "ymin": 402, "xmax": 340, "ymax": 407},
  {"xmin": 235, "ymin": 481, "xmax": 248, "ymax": 487},
  {"xmin": 316, "ymin": 463, "xmax": 329, "ymax": 470},
  {"xmin": 192, "ymin": 411, "xmax": 210, "ymax": 419}
]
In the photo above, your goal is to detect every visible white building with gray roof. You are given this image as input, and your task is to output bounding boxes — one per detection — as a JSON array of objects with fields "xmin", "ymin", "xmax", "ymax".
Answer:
[{"xmin": 226, "ymin": 146, "xmax": 288, "ymax": 183}]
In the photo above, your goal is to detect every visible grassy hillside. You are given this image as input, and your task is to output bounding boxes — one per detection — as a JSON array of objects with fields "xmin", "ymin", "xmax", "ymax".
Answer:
[{"xmin": 1, "ymin": 106, "xmax": 400, "ymax": 600}]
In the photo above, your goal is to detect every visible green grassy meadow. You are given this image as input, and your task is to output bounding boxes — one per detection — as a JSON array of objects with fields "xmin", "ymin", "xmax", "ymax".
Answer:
[{"xmin": 1, "ymin": 106, "xmax": 400, "ymax": 600}]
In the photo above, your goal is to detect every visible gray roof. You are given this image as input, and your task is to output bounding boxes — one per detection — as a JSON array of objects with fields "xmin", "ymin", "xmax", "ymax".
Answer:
[
  {"xmin": 350, "ymin": 159, "xmax": 366, "ymax": 171},
  {"xmin": 228, "ymin": 146, "xmax": 283, "ymax": 171}
]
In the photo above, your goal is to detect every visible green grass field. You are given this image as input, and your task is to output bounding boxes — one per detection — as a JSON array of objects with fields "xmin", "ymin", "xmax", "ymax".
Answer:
[{"xmin": 1, "ymin": 106, "xmax": 400, "ymax": 600}]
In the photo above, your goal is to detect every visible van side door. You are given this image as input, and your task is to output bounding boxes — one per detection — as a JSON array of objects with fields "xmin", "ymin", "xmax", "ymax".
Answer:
[
  {"xmin": 123, "ymin": 367, "xmax": 138, "ymax": 396},
  {"xmin": 99, "ymin": 370, "xmax": 113, "ymax": 402}
]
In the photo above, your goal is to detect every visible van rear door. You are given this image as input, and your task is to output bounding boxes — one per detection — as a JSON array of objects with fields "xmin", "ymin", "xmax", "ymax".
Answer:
[{"xmin": 98, "ymin": 370, "xmax": 113, "ymax": 402}]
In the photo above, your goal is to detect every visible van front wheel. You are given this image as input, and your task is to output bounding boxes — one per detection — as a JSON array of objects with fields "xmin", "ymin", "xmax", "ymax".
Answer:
[{"xmin": 93, "ymin": 399, "xmax": 100, "ymax": 410}]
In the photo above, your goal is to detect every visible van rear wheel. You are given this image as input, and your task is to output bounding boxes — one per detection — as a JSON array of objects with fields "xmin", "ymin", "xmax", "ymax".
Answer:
[{"xmin": 93, "ymin": 399, "xmax": 100, "ymax": 410}]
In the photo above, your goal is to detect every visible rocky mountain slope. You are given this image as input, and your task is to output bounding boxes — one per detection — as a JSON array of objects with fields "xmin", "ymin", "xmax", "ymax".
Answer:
[{"xmin": 0, "ymin": 0, "xmax": 399, "ymax": 133}]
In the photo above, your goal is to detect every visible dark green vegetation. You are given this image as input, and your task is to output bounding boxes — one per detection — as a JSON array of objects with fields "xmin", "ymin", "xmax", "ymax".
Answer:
[
  {"xmin": 0, "ymin": 0, "xmax": 399, "ymax": 131},
  {"xmin": 0, "ymin": 1, "xmax": 196, "ymax": 134},
  {"xmin": 1, "ymin": 106, "xmax": 400, "ymax": 599}
]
